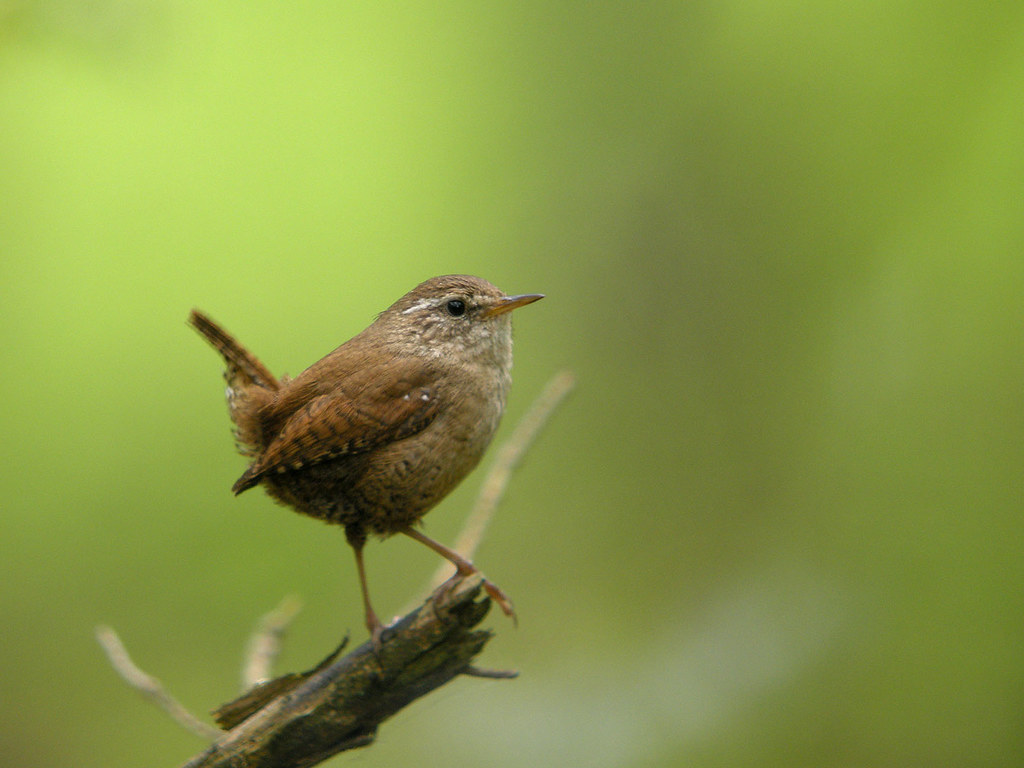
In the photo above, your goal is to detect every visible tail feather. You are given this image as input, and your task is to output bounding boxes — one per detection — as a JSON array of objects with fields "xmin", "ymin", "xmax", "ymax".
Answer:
[
  {"xmin": 188, "ymin": 309, "xmax": 281, "ymax": 391},
  {"xmin": 232, "ymin": 466, "xmax": 262, "ymax": 495},
  {"xmin": 190, "ymin": 309, "xmax": 280, "ymax": 458}
]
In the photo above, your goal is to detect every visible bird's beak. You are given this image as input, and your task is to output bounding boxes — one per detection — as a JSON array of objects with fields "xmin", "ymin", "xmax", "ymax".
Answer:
[{"xmin": 484, "ymin": 293, "xmax": 545, "ymax": 318}]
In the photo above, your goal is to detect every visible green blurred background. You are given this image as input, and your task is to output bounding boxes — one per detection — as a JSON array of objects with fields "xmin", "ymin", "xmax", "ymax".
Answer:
[{"xmin": 2, "ymin": 2, "xmax": 1022, "ymax": 766}]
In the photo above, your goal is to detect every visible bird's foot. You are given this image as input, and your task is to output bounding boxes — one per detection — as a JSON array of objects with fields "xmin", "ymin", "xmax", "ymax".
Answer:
[
  {"xmin": 481, "ymin": 578, "xmax": 517, "ymax": 626},
  {"xmin": 365, "ymin": 610, "xmax": 387, "ymax": 652},
  {"xmin": 369, "ymin": 624, "xmax": 385, "ymax": 652},
  {"xmin": 437, "ymin": 569, "xmax": 516, "ymax": 626}
]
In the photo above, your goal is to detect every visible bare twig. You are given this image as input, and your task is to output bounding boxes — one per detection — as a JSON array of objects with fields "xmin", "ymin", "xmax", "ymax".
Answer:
[
  {"xmin": 241, "ymin": 594, "xmax": 303, "ymax": 689},
  {"xmin": 463, "ymin": 665, "xmax": 520, "ymax": 679},
  {"xmin": 428, "ymin": 369, "xmax": 575, "ymax": 591},
  {"xmin": 95, "ymin": 626, "xmax": 222, "ymax": 741}
]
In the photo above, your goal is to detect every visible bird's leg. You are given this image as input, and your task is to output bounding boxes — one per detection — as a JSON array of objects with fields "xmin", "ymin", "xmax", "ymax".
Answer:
[
  {"xmin": 400, "ymin": 526, "xmax": 516, "ymax": 622},
  {"xmin": 347, "ymin": 528, "xmax": 384, "ymax": 649}
]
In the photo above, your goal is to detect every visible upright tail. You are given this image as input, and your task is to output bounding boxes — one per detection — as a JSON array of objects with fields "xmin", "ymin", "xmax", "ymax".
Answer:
[
  {"xmin": 189, "ymin": 309, "xmax": 281, "ymax": 460},
  {"xmin": 188, "ymin": 309, "xmax": 281, "ymax": 391}
]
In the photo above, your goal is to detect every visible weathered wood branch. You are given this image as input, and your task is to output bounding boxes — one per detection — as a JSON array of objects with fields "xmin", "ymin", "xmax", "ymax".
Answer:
[{"xmin": 182, "ymin": 574, "xmax": 501, "ymax": 768}]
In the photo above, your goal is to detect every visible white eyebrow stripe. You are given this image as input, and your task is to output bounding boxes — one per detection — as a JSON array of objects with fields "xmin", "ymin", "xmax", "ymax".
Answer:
[{"xmin": 401, "ymin": 298, "xmax": 439, "ymax": 314}]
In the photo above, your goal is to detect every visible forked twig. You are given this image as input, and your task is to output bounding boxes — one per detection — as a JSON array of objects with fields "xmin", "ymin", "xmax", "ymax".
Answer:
[{"xmin": 182, "ymin": 574, "xmax": 495, "ymax": 768}]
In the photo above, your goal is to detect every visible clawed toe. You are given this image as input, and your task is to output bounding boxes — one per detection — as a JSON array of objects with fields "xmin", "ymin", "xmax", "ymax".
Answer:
[
  {"xmin": 481, "ymin": 579, "xmax": 516, "ymax": 625},
  {"xmin": 436, "ymin": 572, "xmax": 517, "ymax": 626}
]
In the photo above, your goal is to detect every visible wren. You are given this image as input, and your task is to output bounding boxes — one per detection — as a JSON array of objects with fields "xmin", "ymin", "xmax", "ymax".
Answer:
[{"xmin": 189, "ymin": 275, "xmax": 542, "ymax": 645}]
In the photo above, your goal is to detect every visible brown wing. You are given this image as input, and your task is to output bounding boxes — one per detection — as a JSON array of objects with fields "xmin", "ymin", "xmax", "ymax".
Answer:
[{"xmin": 232, "ymin": 359, "xmax": 438, "ymax": 494}]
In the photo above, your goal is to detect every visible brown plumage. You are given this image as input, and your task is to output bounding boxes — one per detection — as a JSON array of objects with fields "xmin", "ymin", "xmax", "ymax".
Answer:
[{"xmin": 189, "ymin": 275, "xmax": 542, "ymax": 645}]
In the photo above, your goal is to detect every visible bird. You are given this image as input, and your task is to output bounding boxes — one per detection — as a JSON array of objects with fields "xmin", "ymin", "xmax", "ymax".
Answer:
[{"xmin": 189, "ymin": 274, "xmax": 543, "ymax": 645}]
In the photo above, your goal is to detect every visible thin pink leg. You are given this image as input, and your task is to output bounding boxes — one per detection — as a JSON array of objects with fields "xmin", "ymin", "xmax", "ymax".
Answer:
[{"xmin": 400, "ymin": 527, "xmax": 516, "ymax": 621}]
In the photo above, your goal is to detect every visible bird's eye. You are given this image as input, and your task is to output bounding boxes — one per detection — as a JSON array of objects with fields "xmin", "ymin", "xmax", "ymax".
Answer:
[{"xmin": 445, "ymin": 299, "xmax": 466, "ymax": 317}]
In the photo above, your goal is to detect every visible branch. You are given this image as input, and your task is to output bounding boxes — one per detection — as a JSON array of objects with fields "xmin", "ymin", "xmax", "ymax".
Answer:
[{"xmin": 183, "ymin": 574, "xmax": 497, "ymax": 768}]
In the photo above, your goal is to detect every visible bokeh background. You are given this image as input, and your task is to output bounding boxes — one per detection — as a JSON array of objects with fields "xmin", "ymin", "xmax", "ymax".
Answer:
[{"xmin": 2, "ymin": 3, "xmax": 1022, "ymax": 766}]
